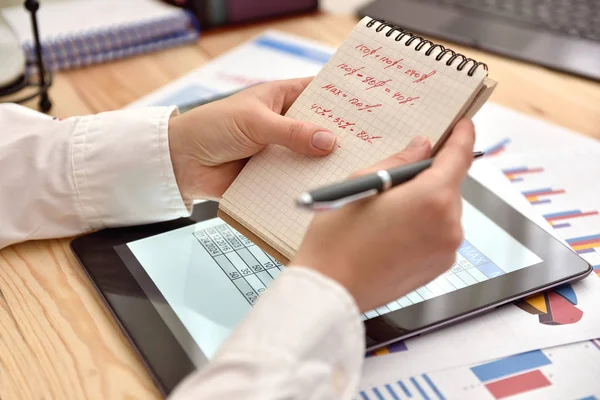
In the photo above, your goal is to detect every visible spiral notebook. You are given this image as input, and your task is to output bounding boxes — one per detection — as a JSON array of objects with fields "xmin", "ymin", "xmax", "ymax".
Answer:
[
  {"xmin": 1, "ymin": 0, "xmax": 200, "ymax": 72},
  {"xmin": 218, "ymin": 17, "xmax": 497, "ymax": 263}
]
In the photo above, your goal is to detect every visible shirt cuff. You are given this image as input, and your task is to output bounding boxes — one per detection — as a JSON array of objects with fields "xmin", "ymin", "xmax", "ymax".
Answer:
[{"xmin": 71, "ymin": 106, "xmax": 190, "ymax": 229}]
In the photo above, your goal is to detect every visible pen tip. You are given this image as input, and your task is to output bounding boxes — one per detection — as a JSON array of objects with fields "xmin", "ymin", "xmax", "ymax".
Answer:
[
  {"xmin": 474, "ymin": 151, "xmax": 485, "ymax": 159},
  {"xmin": 296, "ymin": 193, "xmax": 313, "ymax": 208}
]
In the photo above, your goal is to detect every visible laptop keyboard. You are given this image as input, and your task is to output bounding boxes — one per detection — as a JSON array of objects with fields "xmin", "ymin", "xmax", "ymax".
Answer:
[{"xmin": 425, "ymin": 0, "xmax": 600, "ymax": 42}]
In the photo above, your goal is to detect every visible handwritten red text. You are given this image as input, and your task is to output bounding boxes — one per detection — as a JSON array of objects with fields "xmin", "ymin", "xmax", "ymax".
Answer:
[
  {"xmin": 348, "ymin": 97, "xmax": 382, "ymax": 112},
  {"xmin": 391, "ymin": 91, "xmax": 420, "ymax": 105},
  {"xmin": 354, "ymin": 130, "xmax": 382, "ymax": 144},
  {"xmin": 361, "ymin": 76, "xmax": 392, "ymax": 90},
  {"xmin": 355, "ymin": 44, "xmax": 382, "ymax": 58},
  {"xmin": 321, "ymin": 83, "xmax": 382, "ymax": 113},
  {"xmin": 322, "ymin": 83, "xmax": 344, "ymax": 97},
  {"xmin": 310, "ymin": 104, "xmax": 355, "ymax": 129},
  {"xmin": 406, "ymin": 69, "xmax": 436, "ymax": 84},
  {"xmin": 354, "ymin": 43, "xmax": 437, "ymax": 84},
  {"xmin": 337, "ymin": 62, "xmax": 365, "ymax": 77},
  {"xmin": 310, "ymin": 104, "xmax": 382, "ymax": 144}
]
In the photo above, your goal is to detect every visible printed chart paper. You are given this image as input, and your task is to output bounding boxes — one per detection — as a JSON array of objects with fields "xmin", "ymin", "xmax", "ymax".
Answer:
[{"xmin": 125, "ymin": 30, "xmax": 600, "ymax": 399}]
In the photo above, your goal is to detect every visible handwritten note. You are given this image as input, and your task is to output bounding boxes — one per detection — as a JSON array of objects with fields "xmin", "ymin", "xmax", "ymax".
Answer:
[{"xmin": 220, "ymin": 17, "xmax": 489, "ymax": 258}]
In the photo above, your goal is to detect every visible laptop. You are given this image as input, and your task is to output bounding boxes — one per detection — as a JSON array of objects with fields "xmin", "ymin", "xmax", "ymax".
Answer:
[{"xmin": 358, "ymin": 0, "xmax": 600, "ymax": 81}]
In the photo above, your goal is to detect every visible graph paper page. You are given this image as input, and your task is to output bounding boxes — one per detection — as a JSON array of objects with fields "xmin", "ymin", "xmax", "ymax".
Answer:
[{"xmin": 221, "ymin": 17, "xmax": 488, "ymax": 257}]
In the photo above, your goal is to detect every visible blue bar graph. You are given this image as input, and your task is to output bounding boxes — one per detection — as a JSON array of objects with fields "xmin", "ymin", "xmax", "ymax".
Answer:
[
  {"xmin": 358, "ymin": 374, "xmax": 446, "ymax": 400},
  {"xmin": 578, "ymin": 248, "xmax": 596, "ymax": 254},
  {"xmin": 502, "ymin": 166, "xmax": 528, "ymax": 174},
  {"xmin": 470, "ymin": 350, "xmax": 552, "ymax": 383},
  {"xmin": 372, "ymin": 387, "xmax": 385, "ymax": 400},
  {"xmin": 522, "ymin": 187, "xmax": 552, "ymax": 196},
  {"xmin": 385, "ymin": 384, "xmax": 400, "ymax": 400},
  {"xmin": 531, "ymin": 199, "xmax": 552, "ymax": 205},
  {"xmin": 544, "ymin": 210, "xmax": 581, "ymax": 218},
  {"xmin": 410, "ymin": 377, "xmax": 431, "ymax": 400},
  {"xmin": 398, "ymin": 380, "xmax": 412, "ymax": 397},
  {"xmin": 484, "ymin": 138, "xmax": 510, "ymax": 155},
  {"xmin": 566, "ymin": 233, "xmax": 600, "ymax": 244},
  {"xmin": 422, "ymin": 375, "xmax": 445, "ymax": 400},
  {"xmin": 553, "ymin": 223, "xmax": 571, "ymax": 229}
]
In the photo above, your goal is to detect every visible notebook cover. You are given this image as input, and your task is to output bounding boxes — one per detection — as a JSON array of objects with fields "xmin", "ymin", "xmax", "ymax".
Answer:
[{"xmin": 27, "ymin": 29, "xmax": 199, "ymax": 73}]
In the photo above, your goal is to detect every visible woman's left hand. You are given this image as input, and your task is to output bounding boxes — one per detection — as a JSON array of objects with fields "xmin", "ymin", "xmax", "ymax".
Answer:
[{"xmin": 167, "ymin": 77, "xmax": 336, "ymax": 201}]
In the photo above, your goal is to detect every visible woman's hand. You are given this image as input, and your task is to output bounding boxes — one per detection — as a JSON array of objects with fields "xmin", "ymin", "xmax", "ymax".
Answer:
[
  {"xmin": 167, "ymin": 77, "xmax": 336, "ymax": 202},
  {"xmin": 293, "ymin": 119, "xmax": 476, "ymax": 312},
  {"xmin": 168, "ymin": 75, "xmax": 475, "ymax": 312}
]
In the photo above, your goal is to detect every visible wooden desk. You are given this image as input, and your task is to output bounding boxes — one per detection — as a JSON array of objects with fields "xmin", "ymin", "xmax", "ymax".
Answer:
[{"xmin": 1, "ymin": 12, "xmax": 599, "ymax": 400}]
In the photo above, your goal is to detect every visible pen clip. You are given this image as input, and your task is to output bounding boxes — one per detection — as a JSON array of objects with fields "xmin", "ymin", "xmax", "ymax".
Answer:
[{"xmin": 308, "ymin": 189, "xmax": 379, "ymax": 211}]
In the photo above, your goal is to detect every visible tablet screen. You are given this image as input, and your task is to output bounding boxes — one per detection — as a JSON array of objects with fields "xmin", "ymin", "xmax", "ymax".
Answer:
[{"xmin": 121, "ymin": 199, "xmax": 542, "ymax": 361}]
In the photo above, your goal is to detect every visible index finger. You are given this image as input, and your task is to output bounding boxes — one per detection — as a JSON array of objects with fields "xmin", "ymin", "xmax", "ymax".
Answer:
[{"xmin": 428, "ymin": 119, "xmax": 476, "ymax": 186}]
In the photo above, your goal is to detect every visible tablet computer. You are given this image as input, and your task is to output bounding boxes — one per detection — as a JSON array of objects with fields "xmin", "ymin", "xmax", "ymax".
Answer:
[{"xmin": 70, "ymin": 175, "xmax": 591, "ymax": 395}]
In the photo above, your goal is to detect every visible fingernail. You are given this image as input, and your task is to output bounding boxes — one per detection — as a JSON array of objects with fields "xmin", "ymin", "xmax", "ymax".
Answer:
[
  {"xmin": 312, "ymin": 131, "xmax": 336, "ymax": 150},
  {"xmin": 408, "ymin": 135, "xmax": 429, "ymax": 148}
]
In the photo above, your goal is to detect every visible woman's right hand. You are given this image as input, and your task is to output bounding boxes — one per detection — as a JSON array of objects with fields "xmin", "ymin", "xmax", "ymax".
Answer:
[{"xmin": 292, "ymin": 119, "xmax": 475, "ymax": 312}]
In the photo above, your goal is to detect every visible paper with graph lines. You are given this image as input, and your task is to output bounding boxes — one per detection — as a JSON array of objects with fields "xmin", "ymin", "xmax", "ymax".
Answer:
[{"xmin": 220, "ymin": 16, "xmax": 492, "ymax": 259}]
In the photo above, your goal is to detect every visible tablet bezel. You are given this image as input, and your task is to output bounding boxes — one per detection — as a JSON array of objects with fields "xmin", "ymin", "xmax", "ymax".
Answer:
[
  {"xmin": 364, "ymin": 176, "xmax": 592, "ymax": 349},
  {"xmin": 70, "ymin": 176, "xmax": 591, "ymax": 395}
]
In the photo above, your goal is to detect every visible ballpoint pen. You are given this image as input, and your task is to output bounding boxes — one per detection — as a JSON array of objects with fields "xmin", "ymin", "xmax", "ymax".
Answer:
[{"xmin": 296, "ymin": 151, "xmax": 485, "ymax": 211}]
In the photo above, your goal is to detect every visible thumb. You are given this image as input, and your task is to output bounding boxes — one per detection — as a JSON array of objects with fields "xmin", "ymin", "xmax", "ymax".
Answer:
[
  {"xmin": 257, "ymin": 113, "xmax": 337, "ymax": 156},
  {"xmin": 353, "ymin": 136, "xmax": 431, "ymax": 176}
]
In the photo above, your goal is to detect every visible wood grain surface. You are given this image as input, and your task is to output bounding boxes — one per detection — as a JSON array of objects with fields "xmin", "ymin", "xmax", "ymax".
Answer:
[{"xmin": 1, "ymin": 11, "xmax": 599, "ymax": 400}]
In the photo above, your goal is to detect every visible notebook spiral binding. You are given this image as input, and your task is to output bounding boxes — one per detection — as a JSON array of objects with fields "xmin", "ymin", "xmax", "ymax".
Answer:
[{"xmin": 366, "ymin": 18, "xmax": 487, "ymax": 77}]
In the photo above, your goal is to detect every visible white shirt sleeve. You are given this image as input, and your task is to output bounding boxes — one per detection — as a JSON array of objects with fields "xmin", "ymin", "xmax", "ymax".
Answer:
[
  {"xmin": 0, "ymin": 103, "xmax": 189, "ymax": 249},
  {"xmin": 0, "ymin": 103, "xmax": 365, "ymax": 399},
  {"xmin": 170, "ymin": 267, "xmax": 365, "ymax": 400}
]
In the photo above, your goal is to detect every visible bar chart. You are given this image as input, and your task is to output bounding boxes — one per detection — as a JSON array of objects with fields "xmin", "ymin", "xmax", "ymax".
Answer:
[
  {"xmin": 470, "ymin": 350, "xmax": 552, "ymax": 399},
  {"xmin": 357, "ymin": 101, "xmax": 600, "ymax": 400},
  {"xmin": 544, "ymin": 209, "xmax": 600, "ymax": 229},
  {"xmin": 497, "ymin": 150, "xmax": 600, "ymax": 275},
  {"xmin": 568, "ymin": 234, "xmax": 600, "ymax": 256},
  {"xmin": 358, "ymin": 340, "xmax": 600, "ymax": 400},
  {"xmin": 521, "ymin": 187, "xmax": 566, "ymax": 205},
  {"xmin": 484, "ymin": 137, "xmax": 511, "ymax": 157},
  {"xmin": 358, "ymin": 373, "xmax": 447, "ymax": 400},
  {"xmin": 501, "ymin": 166, "xmax": 544, "ymax": 182}
]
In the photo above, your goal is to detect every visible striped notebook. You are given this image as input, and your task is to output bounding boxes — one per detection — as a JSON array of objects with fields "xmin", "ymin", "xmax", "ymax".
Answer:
[{"xmin": 1, "ymin": 0, "xmax": 200, "ymax": 72}]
